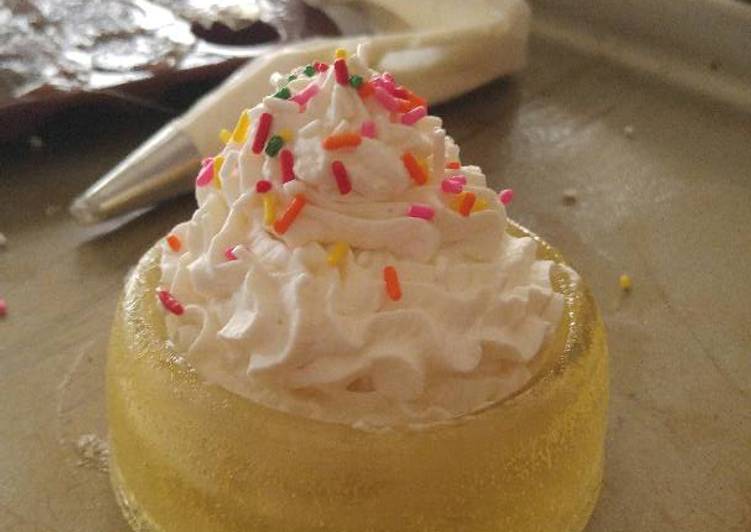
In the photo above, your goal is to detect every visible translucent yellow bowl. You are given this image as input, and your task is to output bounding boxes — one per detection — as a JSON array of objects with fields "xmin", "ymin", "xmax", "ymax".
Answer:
[{"xmin": 107, "ymin": 222, "xmax": 608, "ymax": 532}]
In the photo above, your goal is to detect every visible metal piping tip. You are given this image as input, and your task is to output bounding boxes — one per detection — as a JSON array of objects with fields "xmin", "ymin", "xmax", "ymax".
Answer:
[
  {"xmin": 69, "ymin": 123, "xmax": 201, "ymax": 225},
  {"xmin": 69, "ymin": 196, "xmax": 100, "ymax": 224}
]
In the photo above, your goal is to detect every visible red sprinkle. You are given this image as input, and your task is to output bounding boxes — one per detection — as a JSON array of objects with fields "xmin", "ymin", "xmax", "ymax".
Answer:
[
  {"xmin": 256, "ymin": 180, "xmax": 272, "ymax": 193},
  {"xmin": 166, "ymin": 234, "xmax": 181, "ymax": 252},
  {"xmin": 157, "ymin": 289, "xmax": 184, "ymax": 316},
  {"xmin": 273, "ymin": 194, "xmax": 307, "ymax": 234},
  {"xmin": 0, "ymin": 298, "xmax": 7, "ymax": 317},
  {"xmin": 331, "ymin": 161, "xmax": 352, "ymax": 195},
  {"xmin": 252, "ymin": 112, "xmax": 273, "ymax": 154},
  {"xmin": 334, "ymin": 58, "xmax": 349, "ymax": 85},
  {"xmin": 383, "ymin": 266, "xmax": 402, "ymax": 301},
  {"xmin": 280, "ymin": 149, "xmax": 296, "ymax": 183},
  {"xmin": 225, "ymin": 246, "xmax": 238, "ymax": 261},
  {"xmin": 314, "ymin": 61, "xmax": 328, "ymax": 72},
  {"xmin": 446, "ymin": 161, "xmax": 461, "ymax": 170}
]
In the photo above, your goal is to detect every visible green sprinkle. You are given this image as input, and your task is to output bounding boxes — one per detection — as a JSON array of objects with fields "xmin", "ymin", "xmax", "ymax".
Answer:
[
  {"xmin": 349, "ymin": 75, "xmax": 363, "ymax": 89},
  {"xmin": 303, "ymin": 65, "xmax": 316, "ymax": 77},
  {"xmin": 274, "ymin": 87, "xmax": 291, "ymax": 100},
  {"xmin": 287, "ymin": 74, "xmax": 297, "ymax": 82},
  {"xmin": 265, "ymin": 135, "xmax": 284, "ymax": 157}
]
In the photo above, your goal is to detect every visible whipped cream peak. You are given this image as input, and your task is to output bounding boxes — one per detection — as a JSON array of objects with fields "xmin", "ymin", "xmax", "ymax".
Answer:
[{"xmin": 158, "ymin": 46, "xmax": 564, "ymax": 428}]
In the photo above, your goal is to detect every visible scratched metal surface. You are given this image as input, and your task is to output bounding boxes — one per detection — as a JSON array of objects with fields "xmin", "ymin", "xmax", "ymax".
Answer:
[{"xmin": 1, "ymin": 35, "xmax": 750, "ymax": 531}]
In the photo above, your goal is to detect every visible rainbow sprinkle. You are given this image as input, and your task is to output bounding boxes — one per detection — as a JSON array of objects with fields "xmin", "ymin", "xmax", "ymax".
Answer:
[
  {"xmin": 446, "ymin": 161, "xmax": 461, "ymax": 170},
  {"xmin": 448, "ymin": 174, "xmax": 467, "ymax": 185},
  {"xmin": 225, "ymin": 246, "xmax": 238, "ymax": 261},
  {"xmin": 273, "ymin": 194, "xmax": 307, "ymax": 234},
  {"xmin": 499, "ymin": 188, "xmax": 514, "ymax": 205},
  {"xmin": 166, "ymin": 234, "xmax": 181, "ymax": 252},
  {"xmin": 374, "ymin": 86, "xmax": 399, "ymax": 112},
  {"xmin": 274, "ymin": 87, "xmax": 291, "ymax": 100},
  {"xmin": 280, "ymin": 149, "xmax": 296, "ymax": 183},
  {"xmin": 619, "ymin": 274, "xmax": 632, "ymax": 291},
  {"xmin": 291, "ymin": 83, "xmax": 320, "ymax": 106},
  {"xmin": 401, "ymin": 106, "xmax": 427, "ymax": 126},
  {"xmin": 360, "ymin": 120, "xmax": 377, "ymax": 138},
  {"xmin": 219, "ymin": 129, "xmax": 231, "ymax": 143},
  {"xmin": 256, "ymin": 180, "xmax": 272, "ymax": 193},
  {"xmin": 458, "ymin": 192, "xmax": 477, "ymax": 216},
  {"xmin": 349, "ymin": 75, "xmax": 363, "ymax": 88},
  {"xmin": 195, "ymin": 158, "xmax": 214, "ymax": 187},
  {"xmin": 471, "ymin": 198, "xmax": 488, "ymax": 212},
  {"xmin": 212, "ymin": 156, "xmax": 224, "ymax": 189},
  {"xmin": 252, "ymin": 112, "xmax": 273, "ymax": 154},
  {"xmin": 157, "ymin": 289, "xmax": 184, "ymax": 316},
  {"xmin": 358, "ymin": 81, "xmax": 375, "ymax": 98},
  {"xmin": 441, "ymin": 177, "xmax": 463, "ymax": 194},
  {"xmin": 407, "ymin": 204, "xmax": 435, "ymax": 221},
  {"xmin": 314, "ymin": 61, "xmax": 328, "ymax": 72},
  {"xmin": 383, "ymin": 266, "xmax": 402, "ymax": 301},
  {"xmin": 303, "ymin": 64, "xmax": 316, "ymax": 77},
  {"xmin": 231, "ymin": 111, "xmax": 250, "ymax": 143},
  {"xmin": 323, "ymin": 133, "xmax": 362, "ymax": 150},
  {"xmin": 331, "ymin": 161, "xmax": 352, "ymax": 195},
  {"xmin": 0, "ymin": 298, "xmax": 7, "ymax": 318},
  {"xmin": 402, "ymin": 152, "xmax": 428, "ymax": 185},
  {"xmin": 327, "ymin": 241, "xmax": 349, "ymax": 266},
  {"xmin": 334, "ymin": 48, "xmax": 348, "ymax": 59},
  {"xmin": 265, "ymin": 135, "xmax": 284, "ymax": 157},
  {"xmin": 334, "ymin": 58, "xmax": 349, "ymax": 85},
  {"xmin": 263, "ymin": 195, "xmax": 276, "ymax": 225}
]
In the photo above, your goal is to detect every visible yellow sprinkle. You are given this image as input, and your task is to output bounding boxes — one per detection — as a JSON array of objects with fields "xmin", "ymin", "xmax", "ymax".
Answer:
[
  {"xmin": 219, "ymin": 129, "xmax": 231, "ymax": 143},
  {"xmin": 231, "ymin": 111, "xmax": 251, "ymax": 143},
  {"xmin": 327, "ymin": 241, "xmax": 349, "ymax": 267},
  {"xmin": 334, "ymin": 48, "xmax": 348, "ymax": 60},
  {"xmin": 619, "ymin": 274, "xmax": 632, "ymax": 291},
  {"xmin": 471, "ymin": 198, "xmax": 488, "ymax": 212},
  {"xmin": 279, "ymin": 128, "xmax": 294, "ymax": 143},
  {"xmin": 213, "ymin": 155, "xmax": 224, "ymax": 189},
  {"xmin": 417, "ymin": 158, "xmax": 430, "ymax": 183},
  {"xmin": 263, "ymin": 194, "xmax": 276, "ymax": 225}
]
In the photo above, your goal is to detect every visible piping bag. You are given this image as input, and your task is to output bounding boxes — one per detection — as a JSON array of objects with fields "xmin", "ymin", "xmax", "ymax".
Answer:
[{"xmin": 70, "ymin": 0, "xmax": 530, "ymax": 224}]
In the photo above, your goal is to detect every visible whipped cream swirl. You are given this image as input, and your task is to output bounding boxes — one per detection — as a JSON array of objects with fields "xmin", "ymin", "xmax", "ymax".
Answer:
[{"xmin": 159, "ymin": 46, "xmax": 564, "ymax": 428}]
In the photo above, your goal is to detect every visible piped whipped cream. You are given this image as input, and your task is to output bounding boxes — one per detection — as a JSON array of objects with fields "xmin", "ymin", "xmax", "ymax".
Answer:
[{"xmin": 159, "ymin": 46, "xmax": 564, "ymax": 428}]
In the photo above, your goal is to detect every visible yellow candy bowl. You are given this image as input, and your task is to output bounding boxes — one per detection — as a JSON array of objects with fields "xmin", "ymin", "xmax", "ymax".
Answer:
[{"xmin": 107, "ymin": 221, "xmax": 608, "ymax": 532}]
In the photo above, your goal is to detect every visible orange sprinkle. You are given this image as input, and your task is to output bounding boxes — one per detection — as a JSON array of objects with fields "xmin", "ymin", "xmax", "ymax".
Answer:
[
  {"xmin": 407, "ymin": 93, "xmax": 427, "ymax": 109},
  {"xmin": 383, "ymin": 266, "xmax": 402, "ymax": 301},
  {"xmin": 358, "ymin": 81, "xmax": 375, "ymax": 98},
  {"xmin": 322, "ymin": 132, "xmax": 362, "ymax": 150},
  {"xmin": 166, "ymin": 234, "xmax": 181, "ymax": 252},
  {"xmin": 446, "ymin": 161, "xmax": 461, "ymax": 170},
  {"xmin": 396, "ymin": 98, "xmax": 413, "ymax": 113},
  {"xmin": 273, "ymin": 194, "xmax": 307, "ymax": 235},
  {"xmin": 394, "ymin": 86, "xmax": 427, "ymax": 110},
  {"xmin": 402, "ymin": 152, "xmax": 428, "ymax": 185},
  {"xmin": 459, "ymin": 191, "xmax": 476, "ymax": 217}
]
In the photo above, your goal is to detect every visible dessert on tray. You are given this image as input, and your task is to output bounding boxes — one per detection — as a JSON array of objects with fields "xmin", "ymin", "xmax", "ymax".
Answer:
[{"xmin": 107, "ymin": 46, "xmax": 608, "ymax": 532}]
